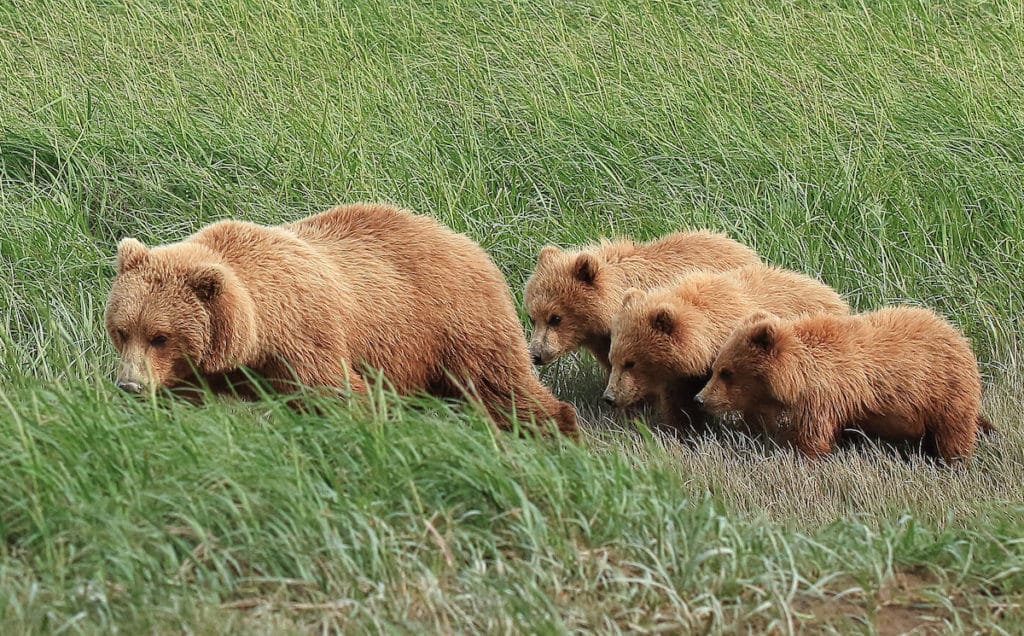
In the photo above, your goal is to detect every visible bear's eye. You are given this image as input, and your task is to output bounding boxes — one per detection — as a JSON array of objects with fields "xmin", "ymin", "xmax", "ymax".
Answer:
[
  {"xmin": 115, "ymin": 329, "xmax": 127, "ymax": 342},
  {"xmin": 623, "ymin": 361, "xmax": 635, "ymax": 370},
  {"xmin": 718, "ymin": 369, "xmax": 733, "ymax": 381},
  {"xmin": 150, "ymin": 335, "xmax": 168, "ymax": 347},
  {"xmin": 548, "ymin": 315, "xmax": 562, "ymax": 327}
]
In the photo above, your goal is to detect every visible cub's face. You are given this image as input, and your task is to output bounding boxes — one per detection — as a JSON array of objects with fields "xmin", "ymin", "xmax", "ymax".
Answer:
[
  {"xmin": 602, "ymin": 350, "xmax": 656, "ymax": 408},
  {"xmin": 698, "ymin": 358, "xmax": 768, "ymax": 425},
  {"xmin": 603, "ymin": 291, "xmax": 680, "ymax": 408},
  {"xmin": 525, "ymin": 302, "xmax": 591, "ymax": 366},
  {"xmin": 104, "ymin": 239, "xmax": 220, "ymax": 392},
  {"xmin": 524, "ymin": 246, "xmax": 604, "ymax": 366},
  {"xmin": 696, "ymin": 315, "xmax": 792, "ymax": 430}
]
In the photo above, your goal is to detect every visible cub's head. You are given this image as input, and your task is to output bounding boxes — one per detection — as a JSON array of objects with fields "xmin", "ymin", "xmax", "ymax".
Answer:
[
  {"xmin": 104, "ymin": 238, "xmax": 256, "ymax": 393},
  {"xmin": 695, "ymin": 312, "xmax": 801, "ymax": 429},
  {"xmin": 603, "ymin": 287, "xmax": 715, "ymax": 408},
  {"xmin": 524, "ymin": 245, "xmax": 607, "ymax": 365}
]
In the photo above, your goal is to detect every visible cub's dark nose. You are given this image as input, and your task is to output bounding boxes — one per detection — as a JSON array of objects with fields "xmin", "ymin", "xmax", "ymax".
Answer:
[
  {"xmin": 531, "ymin": 354, "xmax": 543, "ymax": 366},
  {"xmin": 693, "ymin": 394, "xmax": 705, "ymax": 407},
  {"xmin": 602, "ymin": 393, "xmax": 617, "ymax": 407},
  {"xmin": 116, "ymin": 379, "xmax": 143, "ymax": 394}
]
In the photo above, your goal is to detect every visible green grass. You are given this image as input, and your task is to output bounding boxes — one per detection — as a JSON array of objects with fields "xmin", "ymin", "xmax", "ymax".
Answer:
[{"xmin": 2, "ymin": 0, "xmax": 1023, "ymax": 632}]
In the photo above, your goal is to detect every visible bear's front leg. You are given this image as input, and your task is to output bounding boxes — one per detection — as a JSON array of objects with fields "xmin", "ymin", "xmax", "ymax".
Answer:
[
  {"xmin": 584, "ymin": 336, "xmax": 613, "ymax": 375},
  {"xmin": 278, "ymin": 363, "xmax": 369, "ymax": 414},
  {"xmin": 259, "ymin": 356, "xmax": 367, "ymax": 398},
  {"xmin": 333, "ymin": 364, "xmax": 367, "ymax": 394},
  {"xmin": 660, "ymin": 375, "xmax": 713, "ymax": 435},
  {"xmin": 790, "ymin": 417, "xmax": 835, "ymax": 459},
  {"xmin": 658, "ymin": 389, "xmax": 707, "ymax": 435}
]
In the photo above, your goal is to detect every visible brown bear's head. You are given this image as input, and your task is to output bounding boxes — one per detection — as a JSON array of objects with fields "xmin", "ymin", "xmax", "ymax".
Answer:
[
  {"xmin": 603, "ymin": 285, "xmax": 722, "ymax": 408},
  {"xmin": 523, "ymin": 245, "xmax": 609, "ymax": 366},
  {"xmin": 104, "ymin": 238, "xmax": 257, "ymax": 393},
  {"xmin": 695, "ymin": 312, "xmax": 802, "ymax": 429}
]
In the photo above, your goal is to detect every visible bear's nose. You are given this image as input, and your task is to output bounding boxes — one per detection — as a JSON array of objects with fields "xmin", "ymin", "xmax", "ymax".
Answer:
[
  {"xmin": 602, "ymin": 392, "xmax": 617, "ymax": 407},
  {"xmin": 531, "ymin": 353, "xmax": 544, "ymax": 366},
  {"xmin": 693, "ymin": 394, "xmax": 705, "ymax": 407},
  {"xmin": 116, "ymin": 379, "xmax": 144, "ymax": 394}
]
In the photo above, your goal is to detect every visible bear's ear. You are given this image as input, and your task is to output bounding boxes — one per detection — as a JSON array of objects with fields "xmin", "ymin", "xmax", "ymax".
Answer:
[
  {"xmin": 650, "ymin": 305, "xmax": 675, "ymax": 335},
  {"xmin": 116, "ymin": 238, "xmax": 148, "ymax": 273},
  {"xmin": 188, "ymin": 265, "xmax": 226, "ymax": 303},
  {"xmin": 621, "ymin": 287, "xmax": 644, "ymax": 309},
  {"xmin": 739, "ymin": 310, "xmax": 776, "ymax": 328},
  {"xmin": 572, "ymin": 253, "xmax": 598, "ymax": 285},
  {"xmin": 538, "ymin": 245, "xmax": 560, "ymax": 265},
  {"xmin": 748, "ymin": 321, "xmax": 777, "ymax": 351}
]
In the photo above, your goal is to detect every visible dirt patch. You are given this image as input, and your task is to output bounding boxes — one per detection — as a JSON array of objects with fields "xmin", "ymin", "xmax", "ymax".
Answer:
[
  {"xmin": 791, "ymin": 594, "xmax": 867, "ymax": 628},
  {"xmin": 792, "ymin": 596, "xmax": 949, "ymax": 635},
  {"xmin": 791, "ymin": 569, "xmax": 955, "ymax": 635}
]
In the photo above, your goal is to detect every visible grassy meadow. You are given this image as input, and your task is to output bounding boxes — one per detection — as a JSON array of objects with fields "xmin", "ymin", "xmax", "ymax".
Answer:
[{"xmin": 2, "ymin": 0, "xmax": 1024, "ymax": 632}]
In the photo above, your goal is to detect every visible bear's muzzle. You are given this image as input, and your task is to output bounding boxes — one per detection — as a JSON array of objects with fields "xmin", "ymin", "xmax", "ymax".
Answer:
[{"xmin": 116, "ymin": 379, "xmax": 144, "ymax": 394}]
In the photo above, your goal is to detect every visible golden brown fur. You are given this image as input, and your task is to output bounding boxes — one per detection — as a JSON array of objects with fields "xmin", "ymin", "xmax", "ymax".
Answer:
[
  {"xmin": 604, "ymin": 265, "xmax": 849, "ymax": 432},
  {"xmin": 696, "ymin": 307, "xmax": 987, "ymax": 461},
  {"xmin": 104, "ymin": 203, "xmax": 578, "ymax": 436},
  {"xmin": 523, "ymin": 231, "xmax": 760, "ymax": 370}
]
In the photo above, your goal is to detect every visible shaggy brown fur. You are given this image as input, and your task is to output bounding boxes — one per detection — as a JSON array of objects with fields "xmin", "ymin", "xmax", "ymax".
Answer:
[
  {"xmin": 604, "ymin": 265, "xmax": 849, "ymax": 432},
  {"xmin": 523, "ymin": 231, "xmax": 760, "ymax": 371},
  {"xmin": 104, "ymin": 203, "xmax": 578, "ymax": 436},
  {"xmin": 695, "ymin": 307, "xmax": 988, "ymax": 461}
]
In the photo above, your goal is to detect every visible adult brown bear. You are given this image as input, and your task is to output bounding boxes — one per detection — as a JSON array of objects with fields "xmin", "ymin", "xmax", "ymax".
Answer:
[{"xmin": 104, "ymin": 203, "xmax": 578, "ymax": 436}]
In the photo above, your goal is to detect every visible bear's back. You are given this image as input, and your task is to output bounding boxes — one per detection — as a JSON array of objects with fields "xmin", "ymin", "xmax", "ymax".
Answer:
[
  {"xmin": 597, "ymin": 230, "xmax": 759, "ymax": 289},
  {"xmin": 285, "ymin": 204, "xmax": 513, "ymax": 304},
  {"xmin": 732, "ymin": 265, "xmax": 849, "ymax": 318},
  {"xmin": 788, "ymin": 308, "xmax": 978, "ymax": 397},
  {"xmin": 289, "ymin": 203, "xmax": 489, "ymax": 274},
  {"xmin": 641, "ymin": 230, "xmax": 759, "ymax": 271},
  {"xmin": 859, "ymin": 307, "xmax": 975, "ymax": 366},
  {"xmin": 282, "ymin": 204, "xmax": 526, "ymax": 387}
]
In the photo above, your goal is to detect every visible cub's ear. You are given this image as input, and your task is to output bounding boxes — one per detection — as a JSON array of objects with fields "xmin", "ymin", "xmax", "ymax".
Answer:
[
  {"xmin": 621, "ymin": 287, "xmax": 644, "ymax": 309},
  {"xmin": 116, "ymin": 238, "xmax": 148, "ymax": 273},
  {"xmin": 739, "ymin": 310, "xmax": 776, "ymax": 328},
  {"xmin": 572, "ymin": 253, "xmax": 598, "ymax": 285},
  {"xmin": 188, "ymin": 265, "xmax": 226, "ymax": 302},
  {"xmin": 748, "ymin": 321, "xmax": 777, "ymax": 351},
  {"xmin": 538, "ymin": 245, "xmax": 560, "ymax": 265},
  {"xmin": 650, "ymin": 305, "xmax": 675, "ymax": 334}
]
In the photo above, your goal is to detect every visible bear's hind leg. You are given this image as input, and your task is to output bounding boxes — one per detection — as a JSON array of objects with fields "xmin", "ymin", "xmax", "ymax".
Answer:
[{"xmin": 474, "ymin": 370, "xmax": 579, "ymax": 438}]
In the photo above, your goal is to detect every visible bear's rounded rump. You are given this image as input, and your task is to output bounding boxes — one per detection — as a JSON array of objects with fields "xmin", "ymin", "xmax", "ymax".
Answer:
[{"xmin": 104, "ymin": 203, "xmax": 578, "ymax": 436}]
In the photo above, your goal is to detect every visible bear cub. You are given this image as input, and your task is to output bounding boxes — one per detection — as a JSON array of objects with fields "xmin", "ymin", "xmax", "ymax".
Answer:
[{"xmin": 695, "ymin": 307, "xmax": 989, "ymax": 461}]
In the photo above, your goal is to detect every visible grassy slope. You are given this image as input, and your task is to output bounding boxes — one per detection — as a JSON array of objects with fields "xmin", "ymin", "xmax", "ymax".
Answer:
[{"xmin": 1, "ymin": 0, "xmax": 1023, "ymax": 632}]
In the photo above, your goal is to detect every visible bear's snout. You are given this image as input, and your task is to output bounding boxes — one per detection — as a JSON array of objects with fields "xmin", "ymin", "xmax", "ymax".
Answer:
[
  {"xmin": 116, "ymin": 378, "xmax": 144, "ymax": 394},
  {"xmin": 528, "ymin": 342, "xmax": 552, "ymax": 366},
  {"xmin": 601, "ymin": 390, "xmax": 618, "ymax": 407},
  {"xmin": 694, "ymin": 388, "xmax": 717, "ymax": 413},
  {"xmin": 694, "ymin": 387, "xmax": 727, "ymax": 416},
  {"xmin": 528, "ymin": 327, "xmax": 558, "ymax": 366},
  {"xmin": 115, "ymin": 355, "xmax": 152, "ymax": 394}
]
